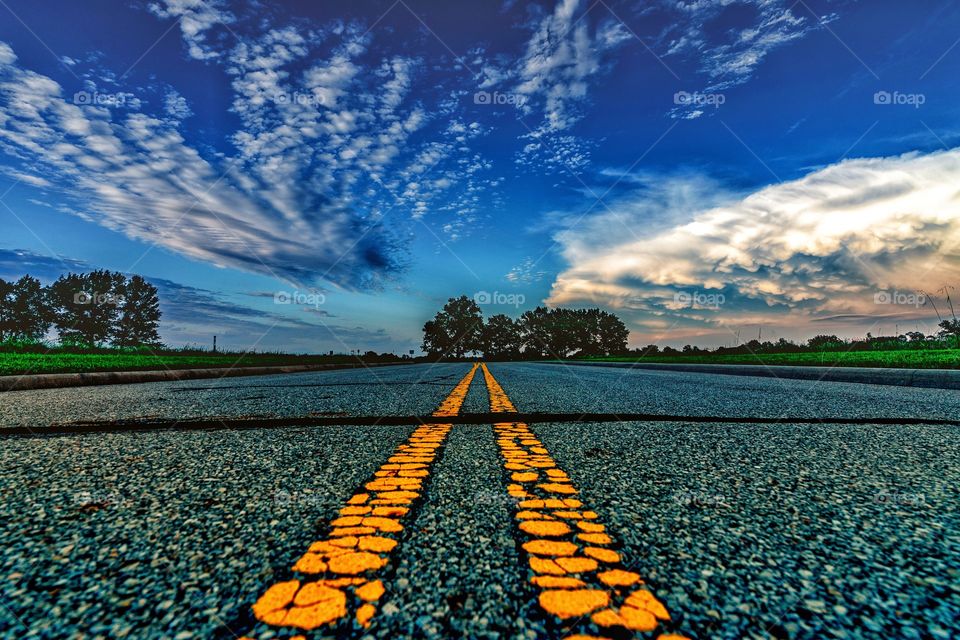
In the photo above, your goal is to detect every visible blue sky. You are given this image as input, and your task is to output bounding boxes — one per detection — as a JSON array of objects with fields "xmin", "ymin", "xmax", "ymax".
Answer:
[{"xmin": 1, "ymin": 0, "xmax": 959, "ymax": 352}]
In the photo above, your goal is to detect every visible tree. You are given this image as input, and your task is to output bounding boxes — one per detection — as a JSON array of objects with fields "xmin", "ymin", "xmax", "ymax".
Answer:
[
  {"xmin": 519, "ymin": 307, "xmax": 551, "ymax": 357},
  {"xmin": 421, "ymin": 295, "xmax": 484, "ymax": 358},
  {"xmin": 482, "ymin": 314, "xmax": 522, "ymax": 359},
  {"xmin": 596, "ymin": 310, "xmax": 629, "ymax": 355},
  {"xmin": 114, "ymin": 275, "xmax": 162, "ymax": 347},
  {"xmin": 807, "ymin": 334, "xmax": 842, "ymax": 350},
  {"xmin": 938, "ymin": 319, "xmax": 960, "ymax": 348},
  {"xmin": 49, "ymin": 270, "xmax": 125, "ymax": 346},
  {"xmin": 5, "ymin": 275, "xmax": 52, "ymax": 341},
  {"xmin": 0, "ymin": 278, "xmax": 12, "ymax": 341}
]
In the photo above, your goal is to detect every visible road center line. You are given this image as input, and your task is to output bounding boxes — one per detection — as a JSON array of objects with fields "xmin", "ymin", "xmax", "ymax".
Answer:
[
  {"xmin": 480, "ymin": 363, "xmax": 689, "ymax": 640},
  {"xmin": 238, "ymin": 363, "xmax": 478, "ymax": 639}
]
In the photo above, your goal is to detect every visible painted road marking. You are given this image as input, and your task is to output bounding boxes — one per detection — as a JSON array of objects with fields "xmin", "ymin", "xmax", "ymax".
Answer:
[
  {"xmin": 240, "ymin": 363, "xmax": 479, "ymax": 638},
  {"xmin": 480, "ymin": 363, "xmax": 689, "ymax": 640}
]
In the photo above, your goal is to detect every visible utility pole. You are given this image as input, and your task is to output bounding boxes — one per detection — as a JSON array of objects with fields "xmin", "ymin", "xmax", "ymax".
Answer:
[{"xmin": 213, "ymin": 335, "xmax": 217, "ymax": 353}]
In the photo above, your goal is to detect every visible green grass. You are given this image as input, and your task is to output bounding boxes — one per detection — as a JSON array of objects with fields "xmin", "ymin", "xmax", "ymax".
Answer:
[
  {"xmin": 0, "ymin": 352, "xmax": 370, "ymax": 376},
  {"xmin": 581, "ymin": 349, "xmax": 960, "ymax": 369}
]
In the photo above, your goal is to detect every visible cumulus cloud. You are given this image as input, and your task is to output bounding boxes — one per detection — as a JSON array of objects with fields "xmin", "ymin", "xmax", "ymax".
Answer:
[{"xmin": 548, "ymin": 149, "xmax": 960, "ymax": 341}]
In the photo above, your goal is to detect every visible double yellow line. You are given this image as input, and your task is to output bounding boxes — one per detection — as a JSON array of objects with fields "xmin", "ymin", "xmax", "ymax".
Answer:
[
  {"xmin": 481, "ymin": 363, "xmax": 685, "ymax": 640},
  {"xmin": 243, "ymin": 363, "xmax": 478, "ymax": 637},
  {"xmin": 241, "ymin": 362, "xmax": 686, "ymax": 639}
]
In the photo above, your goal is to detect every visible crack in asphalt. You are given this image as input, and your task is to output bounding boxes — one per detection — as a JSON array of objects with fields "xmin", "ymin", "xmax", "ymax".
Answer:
[{"xmin": 3, "ymin": 412, "xmax": 958, "ymax": 437}]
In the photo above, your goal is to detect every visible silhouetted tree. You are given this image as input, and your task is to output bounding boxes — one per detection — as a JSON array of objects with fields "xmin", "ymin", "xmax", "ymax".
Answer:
[
  {"xmin": 807, "ymin": 334, "xmax": 842, "ymax": 350},
  {"xmin": 518, "ymin": 307, "xmax": 551, "ymax": 357},
  {"xmin": 0, "ymin": 278, "xmax": 12, "ymax": 341},
  {"xmin": 482, "ymin": 314, "xmax": 522, "ymax": 359},
  {"xmin": 49, "ymin": 270, "xmax": 125, "ymax": 346},
  {"xmin": 421, "ymin": 295, "xmax": 484, "ymax": 358},
  {"xmin": 4, "ymin": 275, "xmax": 53, "ymax": 341},
  {"xmin": 114, "ymin": 275, "xmax": 162, "ymax": 347}
]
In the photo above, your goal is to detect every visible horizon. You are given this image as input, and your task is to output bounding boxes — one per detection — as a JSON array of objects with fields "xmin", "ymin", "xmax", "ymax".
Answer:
[{"xmin": 2, "ymin": 0, "xmax": 959, "ymax": 353}]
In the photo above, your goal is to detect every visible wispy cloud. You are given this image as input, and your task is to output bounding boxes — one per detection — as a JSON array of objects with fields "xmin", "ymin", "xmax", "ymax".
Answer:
[{"xmin": 0, "ymin": 3, "xmax": 495, "ymax": 289}]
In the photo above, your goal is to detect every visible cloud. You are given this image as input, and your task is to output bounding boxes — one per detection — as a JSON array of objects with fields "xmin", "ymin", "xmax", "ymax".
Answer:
[
  {"xmin": 0, "ymin": 247, "xmax": 89, "ymax": 280},
  {"xmin": 506, "ymin": 256, "xmax": 549, "ymax": 284},
  {"xmin": 661, "ymin": 1, "xmax": 829, "ymax": 118},
  {"xmin": 0, "ymin": 7, "xmax": 494, "ymax": 288},
  {"xmin": 547, "ymin": 148, "xmax": 960, "ymax": 341},
  {"xmin": 147, "ymin": 0, "xmax": 235, "ymax": 61},
  {"xmin": 473, "ymin": 0, "xmax": 631, "ymax": 171}
]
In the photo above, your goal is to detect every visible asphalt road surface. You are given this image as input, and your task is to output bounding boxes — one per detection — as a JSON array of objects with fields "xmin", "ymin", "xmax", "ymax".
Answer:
[{"xmin": 0, "ymin": 362, "xmax": 957, "ymax": 639}]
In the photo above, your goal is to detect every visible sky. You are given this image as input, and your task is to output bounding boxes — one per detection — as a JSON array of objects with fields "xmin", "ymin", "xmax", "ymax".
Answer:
[{"xmin": 1, "ymin": 0, "xmax": 959, "ymax": 352}]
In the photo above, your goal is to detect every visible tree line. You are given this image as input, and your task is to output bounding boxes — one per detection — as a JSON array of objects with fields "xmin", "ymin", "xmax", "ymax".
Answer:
[
  {"xmin": 0, "ymin": 271, "xmax": 162, "ymax": 348},
  {"xmin": 422, "ymin": 295, "xmax": 629, "ymax": 359}
]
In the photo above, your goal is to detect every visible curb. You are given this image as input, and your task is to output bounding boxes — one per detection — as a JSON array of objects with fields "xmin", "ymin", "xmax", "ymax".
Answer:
[
  {"xmin": 544, "ymin": 361, "xmax": 960, "ymax": 391},
  {"xmin": 0, "ymin": 362, "xmax": 404, "ymax": 392}
]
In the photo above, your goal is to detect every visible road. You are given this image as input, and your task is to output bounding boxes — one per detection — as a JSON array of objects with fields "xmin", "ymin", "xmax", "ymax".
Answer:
[{"xmin": 0, "ymin": 362, "xmax": 957, "ymax": 639}]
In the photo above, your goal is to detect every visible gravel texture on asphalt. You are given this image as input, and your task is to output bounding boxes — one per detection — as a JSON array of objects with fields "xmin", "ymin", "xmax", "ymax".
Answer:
[
  {"xmin": 2, "ymin": 362, "xmax": 957, "ymax": 640},
  {"xmin": 490, "ymin": 362, "xmax": 960, "ymax": 420},
  {"xmin": 532, "ymin": 420, "xmax": 960, "ymax": 639},
  {"xmin": 0, "ymin": 425, "xmax": 412, "ymax": 639},
  {"xmin": 0, "ymin": 363, "xmax": 469, "ymax": 427},
  {"xmin": 371, "ymin": 423, "xmax": 541, "ymax": 640}
]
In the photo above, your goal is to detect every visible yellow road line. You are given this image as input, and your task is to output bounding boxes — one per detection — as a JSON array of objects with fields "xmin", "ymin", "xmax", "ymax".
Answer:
[
  {"xmin": 241, "ymin": 363, "xmax": 479, "ymax": 638},
  {"xmin": 480, "ymin": 363, "xmax": 688, "ymax": 640}
]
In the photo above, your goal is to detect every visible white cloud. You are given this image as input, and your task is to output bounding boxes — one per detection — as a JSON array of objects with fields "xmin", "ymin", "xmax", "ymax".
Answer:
[
  {"xmin": 548, "ymin": 149, "xmax": 960, "ymax": 339},
  {"xmin": 0, "ymin": 7, "xmax": 495, "ymax": 285},
  {"xmin": 148, "ymin": 0, "xmax": 234, "ymax": 61}
]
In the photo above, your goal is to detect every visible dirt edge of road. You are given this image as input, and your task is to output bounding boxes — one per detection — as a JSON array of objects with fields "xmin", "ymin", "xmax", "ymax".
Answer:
[
  {"xmin": 549, "ymin": 360, "xmax": 960, "ymax": 390},
  {"xmin": 0, "ymin": 362, "xmax": 406, "ymax": 393}
]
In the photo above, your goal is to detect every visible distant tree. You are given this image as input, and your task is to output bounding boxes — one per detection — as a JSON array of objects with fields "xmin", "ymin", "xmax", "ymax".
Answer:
[
  {"xmin": 50, "ymin": 270, "xmax": 125, "ymax": 346},
  {"xmin": 938, "ymin": 319, "xmax": 960, "ymax": 348},
  {"xmin": 0, "ymin": 278, "xmax": 12, "ymax": 341},
  {"xmin": 595, "ymin": 310, "xmax": 629, "ymax": 355},
  {"xmin": 5, "ymin": 275, "xmax": 53, "ymax": 341},
  {"xmin": 114, "ymin": 275, "xmax": 162, "ymax": 347},
  {"xmin": 807, "ymin": 334, "xmax": 842, "ymax": 350},
  {"xmin": 482, "ymin": 314, "xmax": 522, "ymax": 359},
  {"xmin": 518, "ymin": 307, "xmax": 551, "ymax": 357},
  {"xmin": 421, "ymin": 295, "xmax": 484, "ymax": 358}
]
